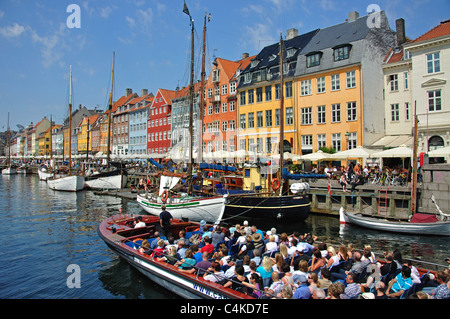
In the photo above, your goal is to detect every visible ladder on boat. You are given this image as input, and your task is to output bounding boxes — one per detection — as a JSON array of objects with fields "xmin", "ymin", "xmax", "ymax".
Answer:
[{"xmin": 378, "ymin": 187, "xmax": 388, "ymax": 216}]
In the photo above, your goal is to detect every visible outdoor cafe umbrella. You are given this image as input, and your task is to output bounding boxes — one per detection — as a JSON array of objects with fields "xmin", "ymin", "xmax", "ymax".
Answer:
[
  {"xmin": 371, "ymin": 145, "xmax": 413, "ymax": 158},
  {"xmin": 301, "ymin": 150, "xmax": 334, "ymax": 162},
  {"xmin": 332, "ymin": 146, "xmax": 375, "ymax": 160},
  {"xmin": 428, "ymin": 146, "xmax": 450, "ymax": 157}
]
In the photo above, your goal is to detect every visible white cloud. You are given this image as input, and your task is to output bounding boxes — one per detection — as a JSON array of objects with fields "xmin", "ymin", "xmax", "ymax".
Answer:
[
  {"xmin": 0, "ymin": 10, "xmax": 5, "ymax": 19},
  {"xmin": 100, "ymin": 6, "xmax": 113, "ymax": 19},
  {"xmin": 125, "ymin": 16, "xmax": 136, "ymax": 28},
  {"xmin": 244, "ymin": 23, "xmax": 276, "ymax": 51},
  {"xmin": 0, "ymin": 23, "xmax": 26, "ymax": 38}
]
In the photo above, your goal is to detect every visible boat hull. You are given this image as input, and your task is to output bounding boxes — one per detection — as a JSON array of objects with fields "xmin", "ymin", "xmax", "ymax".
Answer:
[
  {"xmin": 47, "ymin": 175, "xmax": 85, "ymax": 192},
  {"xmin": 2, "ymin": 167, "xmax": 16, "ymax": 175},
  {"xmin": 224, "ymin": 194, "xmax": 311, "ymax": 221},
  {"xmin": 137, "ymin": 194, "xmax": 226, "ymax": 223},
  {"xmin": 38, "ymin": 169, "xmax": 53, "ymax": 181},
  {"xmin": 85, "ymin": 171, "xmax": 127, "ymax": 190},
  {"xmin": 340, "ymin": 208, "xmax": 450, "ymax": 236}
]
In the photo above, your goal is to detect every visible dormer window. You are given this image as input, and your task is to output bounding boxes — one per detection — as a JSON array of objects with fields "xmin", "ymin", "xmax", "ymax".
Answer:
[
  {"xmin": 250, "ymin": 59, "xmax": 260, "ymax": 68},
  {"xmin": 269, "ymin": 54, "xmax": 277, "ymax": 62},
  {"xmin": 306, "ymin": 52, "xmax": 322, "ymax": 68},
  {"xmin": 286, "ymin": 48, "xmax": 297, "ymax": 58},
  {"xmin": 333, "ymin": 44, "xmax": 351, "ymax": 61}
]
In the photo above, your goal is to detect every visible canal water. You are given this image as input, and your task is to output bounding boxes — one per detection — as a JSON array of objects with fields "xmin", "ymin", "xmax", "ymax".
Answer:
[{"xmin": 0, "ymin": 174, "xmax": 448, "ymax": 299}]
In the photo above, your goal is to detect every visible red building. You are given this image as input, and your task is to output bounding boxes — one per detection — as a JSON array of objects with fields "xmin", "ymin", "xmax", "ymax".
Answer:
[{"xmin": 147, "ymin": 89, "xmax": 176, "ymax": 155}]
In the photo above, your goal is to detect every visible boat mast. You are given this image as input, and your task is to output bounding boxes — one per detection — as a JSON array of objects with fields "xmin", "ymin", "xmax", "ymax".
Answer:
[
  {"xmin": 187, "ymin": 11, "xmax": 195, "ymax": 195},
  {"xmin": 6, "ymin": 112, "xmax": 10, "ymax": 167},
  {"xmin": 197, "ymin": 12, "xmax": 209, "ymax": 164},
  {"xmin": 278, "ymin": 34, "xmax": 285, "ymax": 195},
  {"xmin": 107, "ymin": 52, "xmax": 115, "ymax": 171},
  {"xmin": 411, "ymin": 101, "xmax": 419, "ymax": 215},
  {"xmin": 68, "ymin": 65, "xmax": 73, "ymax": 176},
  {"xmin": 49, "ymin": 114, "xmax": 53, "ymax": 161}
]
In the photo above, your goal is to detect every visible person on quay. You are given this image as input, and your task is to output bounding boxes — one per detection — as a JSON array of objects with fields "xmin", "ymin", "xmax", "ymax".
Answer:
[{"xmin": 159, "ymin": 204, "xmax": 173, "ymax": 237}]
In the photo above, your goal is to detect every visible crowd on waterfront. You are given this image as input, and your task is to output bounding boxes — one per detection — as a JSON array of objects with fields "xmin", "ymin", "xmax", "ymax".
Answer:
[{"xmin": 135, "ymin": 217, "xmax": 450, "ymax": 300}]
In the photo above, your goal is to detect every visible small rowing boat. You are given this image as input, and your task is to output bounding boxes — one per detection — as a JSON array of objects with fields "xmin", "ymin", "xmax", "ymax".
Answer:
[{"xmin": 340, "ymin": 207, "xmax": 450, "ymax": 236}]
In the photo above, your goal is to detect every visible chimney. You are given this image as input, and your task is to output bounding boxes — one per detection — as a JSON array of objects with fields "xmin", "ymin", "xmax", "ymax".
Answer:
[
  {"xmin": 396, "ymin": 18, "xmax": 406, "ymax": 46},
  {"xmin": 242, "ymin": 53, "xmax": 249, "ymax": 59},
  {"xmin": 126, "ymin": 88, "xmax": 132, "ymax": 96},
  {"xmin": 141, "ymin": 89, "xmax": 148, "ymax": 96},
  {"xmin": 286, "ymin": 28, "xmax": 298, "ymax": 40},
  {"xmin": 348, "ymin": 11, "xmax": 359, "ymax": 22}
]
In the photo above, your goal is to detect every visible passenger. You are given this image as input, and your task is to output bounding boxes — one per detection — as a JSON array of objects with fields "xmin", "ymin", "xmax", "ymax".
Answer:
[
  {"xmin": 251, "ymin": 248, "xmax": 262, "ymax": 267},
  {"xmin": 252, "ymin": 232, "xmax": 265, "ymax": 251},
  {"xmin": 309, "ymin": 249, "xmax": 326, "ymax": 274},
  {"xmin": 341, "ymin": 273, "xmax": 361, "ymax": 299},
  {"xmin": 318, "ymin": 268, "xmax": 333, "ymax": 290},
  {"xmin": 182, "ymin": 251, "xmax": 211, "ymax": 276},
  {"xmin": 292, "ymin": 259, "xmax": 309, "ymax": 285},
  {"xmin": 327, "ymin": 281, "xmax": 345, "ymax": 299},
  {"xmin": 176, "ymin": 239, "xmax": 187, "ymax": 259},
  {"xmin": 175, "ymin": 248, "xmax": 196, "ymax": 270},
  {"xmin": 386, "ymin": 265, "xmax": 413, "ymax": 298},
  {"xmin": 203, "ymin": 262, "xmax": 225, "ymax": 283},
  {"xmin": 211, "ymin": 226, "xmax": 225, "ymax": 248},
  {"xmin": 264, "ymin": 272, "xmax": 283, "ymax": 297},
  {"xmin": 380, "ymin": 252, "xmax": 398, "ymax": 284},
  {"xmin": 326, "ymin": 246, "xmax": 340, "ymax": 269},
  {"xmin": 152, "ymin": 239, "xmax": 166, "ymax": 258},
  {"xmin": 240, "ymin": 273, "xmax": 264, "ymax": 298},
  {"xmin": 308, "ymin": 272, "xmax": 320, "ymax": 295},
  {"xmin": 292, "ymin": 275, "xmax": 311, "ymax": 299},
  {"xmin": 138, "ymin": 239, "xmax": 150, "ymax": 254},
  {"xmin": 223, "ymin": 264, "xmax": 249, "ymax": 293},
  {"xmin": 134, "ymin": 216, "xmax": 146, "ymax": 228},
  {"xmin": 428, "ymin": 271, "xmax": 450, "ymax": 299},
  {"xmin": 278, "ymin": 284, "xmax": 293, "ymax": 299},
  {"xmin": 237, "ymin": 236, "xmax": 254, "ymax": 259},
  {"xmin": 256, "ymin": 256, "xmax": 274, "ymax": 280},
  {"xmin": 175, "ymin": 230, "xmax": 186, "ymax": 244},
  {"xmin": 246, "ymin": 260, "xmax": 258, "ymax": 281},
  {"xmin": 374, "ymin": 281, "xmax": 388, "ymax": 299},
  {"xmin": 191, "ymin": 244, "xmax": 203, "ymax": 263},
  {"xmin": 200, "ymin": 236, "xmax": 214, "ymax": 255},
  {"xmin": 157, "ymin": 245, "xmax": 180, "ymax": 265},
  {"xmin": 312, "ymin": 288, "xmax": 326, "ymax": 299},
  {"xmin": 271, "ymin": 253, "xmax": 284, "ymax": 274},
  {"xmin": 265, "ymin": 235, "xmax": 278, "ymax": 253}
]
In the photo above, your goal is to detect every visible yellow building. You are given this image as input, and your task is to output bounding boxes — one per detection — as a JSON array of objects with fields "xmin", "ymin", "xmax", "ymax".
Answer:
[
  {"xmin": 296, "ymin": 65, "xmax": 363, "ymax": 154},
  {"xmin": 77, "ymin": 114, "xmax": 100, "ymax": 155}
]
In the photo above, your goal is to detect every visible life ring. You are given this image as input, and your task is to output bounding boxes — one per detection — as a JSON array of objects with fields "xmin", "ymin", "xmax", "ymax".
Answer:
[
  {"xmin": 272, "ymin": 178, "xmax": 280, "ymax": 191},
  {"xmin": 161, "ymin": 190, "xmax": 169, "ymax": 203}
]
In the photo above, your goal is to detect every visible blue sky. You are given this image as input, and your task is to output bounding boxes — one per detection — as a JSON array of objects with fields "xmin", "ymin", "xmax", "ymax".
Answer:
[{"xmin": 0, "ymin": 0, "xmax": 449, "ymax": 130}]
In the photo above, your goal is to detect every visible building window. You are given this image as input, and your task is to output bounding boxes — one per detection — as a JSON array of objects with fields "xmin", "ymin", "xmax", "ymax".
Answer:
[
  {"xmin": 302, "ymin": 135, "xmax": 313, "ymax": 149},
  {"xmin": 404, "ymin": 72, "xmax": 409, "ymax": 90},
  {"xmin": 390, "ymin": 74, "xmax": 398, "ymax": 91},
  {"xmin": 265, "ymin": 110, "xmax": 272, "ymax": 127},
  {"xmin": 301, "ymin": 107, "xmax": 312, "ymax": 125},
  {"xmin": 347, "ymin": 102, "xmax": 357, "ymax": 121},
  {"xmin": 240, "ymin": 114, "xmax": 246, "ymax": 129},
  {"xmin": 229, "ymin": 101, "xmax": 235, "ymax": 111},
  {"xmin": 248, "ymin": 112, "xmax": 254, "ymax": 128},
  {"xmin": 333, "ymin": 45, "xmax": 350, "ymax": 61},
  {"xmin": 301, "ymin": 80, "xmax": 312, "ymax": 96},
  {"xmin": 317, "ymin": 134, "xmax": 326, "ymax": 149},
  {"xmin": 222, "ymin": 121, "xmax": 228, "ymax": 132},
  {"xmin": 266, "ymin": 137, "xmax": 272, "ymax": 154},
  {"xmin": 317, "ymin": 105, "xmax": 326, "ymax": 124},
  {"xmin": 240, "ymin": 91, "xmax": 246, "ymax": 105},
  {"xmin": 427, "ymin": 52, "xmax": 440, "ymax": 74},
  {"xmin": 331, "ymin": 104, "xmax": 341, "ymax": 123},
  {"xmin": 346, "ymin": 71, "xmax": 356, "ymax": 88},
  {"xmin": 347, "ymin": 132, "xmax": 357, "ymax": 150},
  {"xmin": 222, "ymin": 84, "xmax": 228, "ymax": 95},
  {"xmin": 428, "ymin": 90, "xmax": 442, "ymax": 112},
  {"xmin": 265, "ymin": 86, "xmax": 272, "ymax": 101},
  {"xmin": 285, "ymin": 81, "xmax": 293, "ymax": 98},
  {"xmin": 331, "ymin": 74, "xmax": 340, "ymax": 91},
  {"xmin": 256, "ymin": 87, "xmax": 263, "ymax": 102},
  {"xmin": 405, "ymin": 102, "xmax": 410, "ymax": 120},
  {"xmin": 240, "ymin": 139, "xmax": 246, "ymax": 151},
  {"xmin": 275, "ymin": 84, "xmax": 281, "ymax": 100},
  {"xmin": 248, "ymin": 89, "xmax": 254, "ymax": 104},
  {"xmin": 256, "ymin": 111, "xmax": 263, "ymax": 128},
  {"xmin": 229, "ymin": 120, "xmax": 235, "ymax": 131},
  {"xmin": 286, "ymin": 107, "xmax": 293, "ymax": 125},
  {"xmin": 230, "ymin": 82, "xmax": 236, "ymax": 94},
  {"xmin": 222, "ymin": 102, "xmax": 228, "ymax": 113},
  {"xmin": 317, "ymin": 77, "xmax": 326, "ymax": 93},
  {"xmin": 391, "ymin": 104, "xmax": 400, "ymax": 121},
  {"xmin": 306, "ymin": 52, "xmax": 321, "ymax": 67},
  {"xmin": 214, "ymin": 103, "xmax": 220, "ymax": 114},
  {"xmin": 275, "ymin": 109, "xmax": 280, "ymax": 126},
  {"xmin": 332, "ymin": 133, "xmax": 341, "ymax": 152}
]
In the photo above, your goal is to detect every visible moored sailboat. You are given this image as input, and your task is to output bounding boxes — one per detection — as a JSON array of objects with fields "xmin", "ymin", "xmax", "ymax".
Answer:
[
  {"xmin": 47, "ymin": 65, "xmax": 85, "ymax": 192},
  {"xmin": 84, "ymin": 52, "xmax": 128, "ymax": 190},
  {"xmin": 2, "ymin": 112, "xmax": 17, "ymax": 175}
]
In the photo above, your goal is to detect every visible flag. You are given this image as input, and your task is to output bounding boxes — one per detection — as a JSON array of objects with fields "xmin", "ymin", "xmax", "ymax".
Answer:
[{"xmin": 183, "ymin": 1, "xmax": 190, "ymax": 17}]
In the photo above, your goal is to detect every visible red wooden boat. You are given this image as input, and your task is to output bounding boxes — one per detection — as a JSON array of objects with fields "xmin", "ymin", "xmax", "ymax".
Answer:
[{"xmin": 98, "ymin": 213, "xmax": 254, "ymax": 299}]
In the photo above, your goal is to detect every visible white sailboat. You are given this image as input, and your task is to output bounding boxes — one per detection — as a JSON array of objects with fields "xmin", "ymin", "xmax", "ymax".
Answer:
[
  {"xmin": 137, "ymin": 11, "xmax": 226, "ymax": 223},
  {"xmin": 84, "ymin": 52, "xmax": 127, "ymax": 190},
  {"xmin": 47, "ymin": 66, "xmax": 85, "ymax": 192},
  {"xmin": 2, "ymin": 112, "xmax": 16, "ymax": 175}
]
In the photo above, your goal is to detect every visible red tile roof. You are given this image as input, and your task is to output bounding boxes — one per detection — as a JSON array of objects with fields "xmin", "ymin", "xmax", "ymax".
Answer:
[{"xmin": 413, "ymin": 19, "xmax": 450, "ymax": 43}]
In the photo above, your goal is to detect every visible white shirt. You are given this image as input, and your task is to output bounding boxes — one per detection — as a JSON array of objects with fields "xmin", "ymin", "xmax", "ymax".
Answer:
[{"xmin": 135, "ymin": 221, "xmax": 146, "ymax": 228}]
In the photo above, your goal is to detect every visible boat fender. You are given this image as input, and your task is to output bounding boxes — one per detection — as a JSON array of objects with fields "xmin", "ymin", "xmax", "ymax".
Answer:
[
  {"xmin": 272, "ymin": 178, "xmax": 280, "ymax": 191},
  {"xmin": 161, "ymin": 190, "xmax": 169, "ymax": 203}
]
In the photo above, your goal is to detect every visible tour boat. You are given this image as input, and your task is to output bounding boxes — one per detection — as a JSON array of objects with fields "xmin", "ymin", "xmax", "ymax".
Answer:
[{"xmin": 98, "ymin": 213, "xmax": 253, "ymax": 299}]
